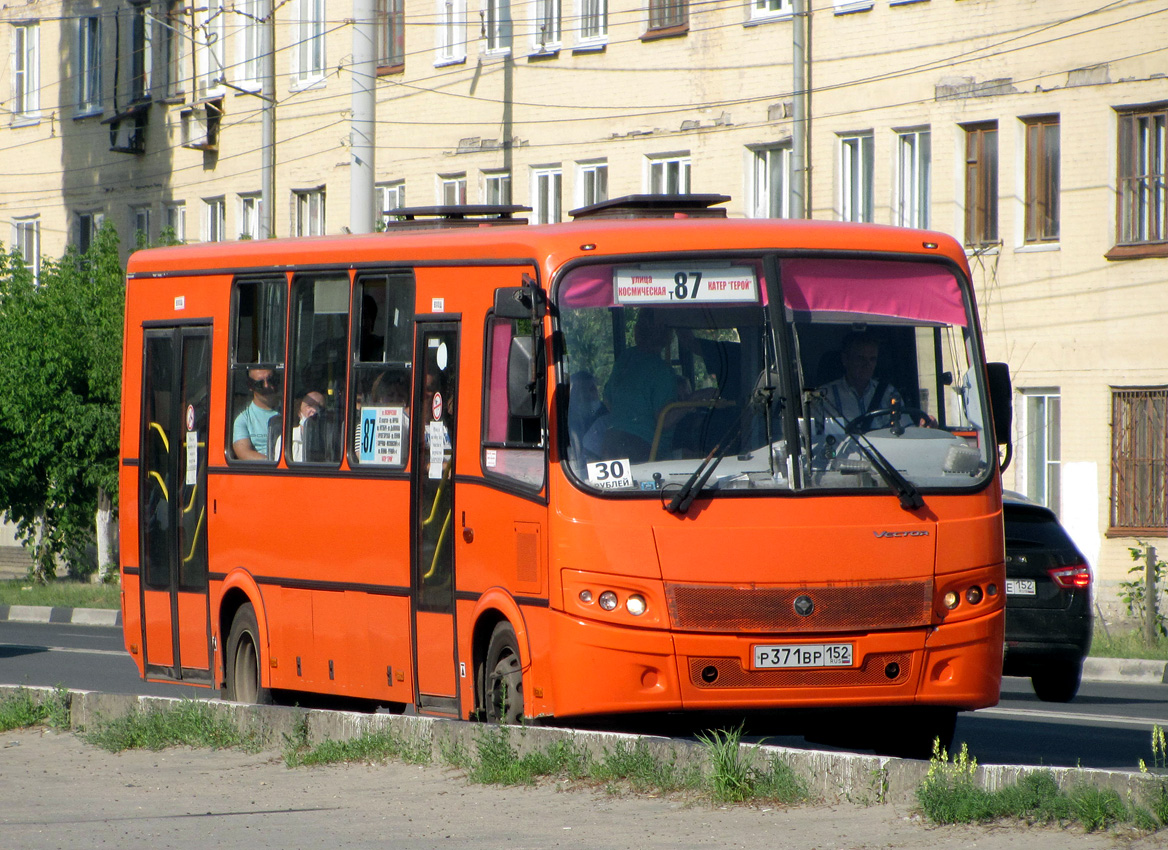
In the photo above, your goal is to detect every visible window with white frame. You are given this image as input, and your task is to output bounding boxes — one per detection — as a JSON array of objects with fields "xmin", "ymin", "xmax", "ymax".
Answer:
[
  {"xmin": 483, "ymin": 171, "xmax": 512, "ymax": 205},
  {"xmin": 436, "ymin": 0, "xmax": 467, "ymax": 64},
  {"xmin": 294, "ymin": 0, "xmax": 327, "ymax": 85},
  {"xmin": 76, "ymin": 211, "xmax": 105, "ymax": 254},
  {"xmin": 236, "ymin": 0, "xmax": 263, "ymax": 90},
  {"xmin": 132, "ymin": 205, "xmax": 152, "ymax": 246},
  {"xmin": 130, "ymin": 3, "xmax": 152, "ymax": 101},
  {"xmin": 12, "ymin": 216, "xmax": 40, "ymax": 280},
  {"xmin": 376, "ymin": 181, "xmax": 406, "ymax": 225},
  {"xmin": 293, "ymin": 188, "xmax": 326, "ymax": 236},
  {"xmin": 751, "ymin": 0, "xmax": 791, "ymax": 21},
  {"xmin": 749, "ymin": 144, "xmax": 791, "ymax": 218},
  {"xmin": 203, "ymin": 197, "xmax": 226, "ymax": 242},
  {"xmin": 439, "ymin": 174, "xmax": 467, "ymax": 205},
  {"xmin": 531, "ymin": 0, "xmax": 560, "ymax": 50},
  {"xmin": 576, "ymin": 160, "xmax": 608, "ymax": 208},
  {"xmin": 198, "ymin": 0, "xmax": 226, "ymax": 96},
  {"xmin": 896, "ymin": 128, "xmax": 930, "ymax": 229},
  {"xmin": 12, "ymin": 22, "xmax": 40, "ymax": 120},
  {"xmin": 833, "ymin": 0, "xmax": 873, "ymax": 14},
  {"xmin": 531, "ymin": 166, "xmax": 562, "ymax": 224},
  {"xmin": 161, "ymin": 1, "xmax": 185, "ymax": 99},
  {"xmin": 238, "ymin": 193, "xmax": 261, "ymax": 240},
  {"xmin": 376, "ymin": 0, "xmax": 405, "ymax": 67},
  {"xmin": 839, "ymin": 132, "xmax": 873, "ymax": 223},
  {"xmin": 578, "ymin": 0, "xmax": 606, "ymax": 42},
  {"xmin": 78, "ymin": 16, "xmax": 102, "ymax": 114},
  {"xmin": 485, "ymin": 0, "xmax": 511, "ymax": 53},
  {"xmin": 1021, "ymin": 389, "xmax": 1060, "ymax": 514},
  {"xmin": 647, "ymin": 154, "xmax": 690, "ymax": 195},
  {"xmin": 164, "ymin": 202, "xmax": 186, "ymax": 242}
]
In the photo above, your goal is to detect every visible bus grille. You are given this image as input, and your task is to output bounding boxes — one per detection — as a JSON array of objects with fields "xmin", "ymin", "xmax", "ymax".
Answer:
[
  {"xmin": 687, "ymin": 653, "xmax": 913, "ymax": 689},
  {"xmin": 665, "ymin": 581, "xmax": 933, "ymax": 633}
]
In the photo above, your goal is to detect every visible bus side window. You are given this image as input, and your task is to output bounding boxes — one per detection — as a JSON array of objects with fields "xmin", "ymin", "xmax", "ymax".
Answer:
[
  {"xmin": 350, "ymin": 272, "xmax": 415, "ymax": 469},
  {"xmin": 288, "ymin": 274, "xmax": 350, "ymax": 465},
  {"xmin": 482, "ymin": 315, "xmax": 546, "ymax": 490},
  {"xmin": 228, "ymin": 277, "xmax": 286, "ymax": 462}
]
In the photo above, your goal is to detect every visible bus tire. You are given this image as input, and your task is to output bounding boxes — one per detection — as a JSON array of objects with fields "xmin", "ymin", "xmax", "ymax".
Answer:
[
  {"xmin": 225, "ymin": 603, "xmax": 273, "ymax": 705},
  {"xmin": 483, "ymin": 622, "xmax": 524, "ymax": 725}
]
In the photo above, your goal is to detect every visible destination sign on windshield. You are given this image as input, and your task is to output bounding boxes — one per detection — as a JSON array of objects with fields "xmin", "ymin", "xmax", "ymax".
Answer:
[{"xmin": 614, "ymin": 266, "xmax": 759, "ymax": 305}]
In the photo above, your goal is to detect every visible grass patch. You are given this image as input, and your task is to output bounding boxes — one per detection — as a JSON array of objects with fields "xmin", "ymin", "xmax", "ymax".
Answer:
[
  {"xmin": 917, "ymin": 739, "xmax": 1168, "ymax": 834},
  {"xmin": 83, "ymin": 700, "xmax": 261, "ymax": 753},
  {"xmin": 0, "ymin": 687, "xmax": 70, "ymax": 732},
  {"xmin": 1090, "ymin": 626, "xmax": 1168, "ymax": 661},
  {"xmin": 697, "ymin": 726, "xmax": 808, "ymax": 805},
  {"xmin": 284, "ymin": 725, "xmax": 432, "ymax": 768},
  {"xmin": 0, "ymin": 578, "xmax": 120, "ymax": 610}
]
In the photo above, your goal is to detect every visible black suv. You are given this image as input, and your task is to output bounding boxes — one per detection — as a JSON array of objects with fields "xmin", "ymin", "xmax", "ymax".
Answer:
[{"xmin": 1001, "ymin": 491, "xmax": 1093, "ymax": 702}]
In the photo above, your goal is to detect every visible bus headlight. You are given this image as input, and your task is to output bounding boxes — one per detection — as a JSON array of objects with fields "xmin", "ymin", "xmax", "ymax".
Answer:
[
  {"xmin": 598, "ymin": 591, "xmax": 618, "ymax": 611},
  {"xmin": 943, "ymin": 591, "xmax": 960, "ymax": 610},
  {"xmin": 625, "ymin": 594, "xmax": 647, "ymax": 617}
]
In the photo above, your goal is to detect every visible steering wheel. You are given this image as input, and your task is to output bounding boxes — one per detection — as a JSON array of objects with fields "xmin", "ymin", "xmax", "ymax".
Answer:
[{"xmin": 845, "ymin": 406, "xmax": 931, "ymax": 434}]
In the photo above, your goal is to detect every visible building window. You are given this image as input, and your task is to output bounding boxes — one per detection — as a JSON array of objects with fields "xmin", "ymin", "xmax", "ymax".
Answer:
[
  {"xmin": 1024, "ymin": 117, "xmax": 1059, "ymax": 244},
  {"xmin": 839, "ymin": 133, "xmax": 874, "ymax": 223},
  {"xmin": 896, "ymin": 128, "xmax": 930, "ymax": 229},
  {"xmin": 964, "ymin": 122, "xmax": 999, "ymax": 248},
  {"xmin": 131, "ymin": 3, "xmax": 152, "ymax": 101},
  {"xmin": 76, "ymin": 211, "xmax": 105, "ymax": 254},
  {"xmin": 78, "ymin": 17, "xmax": 102, "ymax": 114},
  {"xmin": 485, "ymin": 0, "xmax": 510, "ymax": 53},
  {"xmin": 164, "ymin": 202, "xmax": 186, "ymax": 242},
  {"xmin": 1116, "ymin": 105, "xmax": 1166, "ymax": 247},
  {"xmin": 834, "ymin": 0, "xmax": 873, "ymax": 13},
  {"xmin": 531, "ymin": 0, "xmax": 560, "ymax": 49},
  {"xmin": 12, "ymin": 22, "xmax": 40, "ymax": 120},
  {"xmin": 203, "ymin": 197, "xmax": 226, "ymax": 242},
  {"xmin": 1110, "ymin": 387, "xmax": 1167, "ymax": 534},
  {"xmin": 750, "ymin": 144, "xmax": 791, "ymax": 219},
  {"xmin": 199, "ymin": 0, "xmax": 226, "ymax": 95},
  {"xmin": 648, "ymin": 0, "xmax": 687, "ymax": 31},
  {"xmin": 294, "ymin": 0, "xmax": 326, "ymax": 84},
  {"xmin": 377, "ymin": 181, "xmax": 406, "ymax": 225},
  {"xmin": 133, "ymin": 206, "xmax": 152, "ymax": 246},
  {"xmin": 578, "ymin": 0, "xmax": 607, "ymax": 42},
  {"xmin": 531, "ymin": 167, "xmax": 562, "ymax": 224},
  {"xmin": 751, "ymin": 0, "xmax": 791, "ymax": 20},
  {"xmin": 647, "ymin": 154, "xmax": 690, "ymax": 194},
  {"xmin": 376, "ymin": 0, "xmax": 405, "ymax": 68},
  {"xmin": 576, "ymin": 160, "xmax": 608, "ymax": 208},
  {"xmin": 161, "ymin": 2, "xmax": 185, "ymax": 99},
  {"xmin": 1021, "ymin": 389, "xmax": 1060, "ymax": 514},
  {"xmin": 439, "ymin": 174, "xmax": 467, "ymax": 205},
  {"xmin": 293, "ymin": 188, "xmax": 326, "ymax": 236},
  {"xmin": 483, "ymin": 171, "xmax": 512, "ymax": 204},
  {"xmin": 237, "ymin": 0, "xmax": 263, "ymax": 89},
  {"xmin": 12, "ymin": 216, "xmax": 40, "ymax": 280},
  {"xmin": 437, "ymin": 0, "xmax": 467, "ymax": 64},
  {"xmin": 239, "ymin": 194, "xmax": 261, "ymax": 240}
]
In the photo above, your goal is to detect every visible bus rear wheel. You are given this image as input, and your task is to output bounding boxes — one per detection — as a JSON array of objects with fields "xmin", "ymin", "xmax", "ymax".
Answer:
[
  {"xmin": 225, "ymin": 603, "xmax": 272, "ymax": 705},
  {"xmin": 483, "ymin": 622, "xmax": 524, "ymax": 724}
]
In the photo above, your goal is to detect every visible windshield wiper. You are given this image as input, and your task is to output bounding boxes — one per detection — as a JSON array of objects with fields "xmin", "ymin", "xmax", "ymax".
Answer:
[
  {"xmin": 806, "ymin": 390, "xmax": 924, "ymax": 512},
  {"xmin": 665, "ymin": 387, "xmax": 775, "ymax": 515}
]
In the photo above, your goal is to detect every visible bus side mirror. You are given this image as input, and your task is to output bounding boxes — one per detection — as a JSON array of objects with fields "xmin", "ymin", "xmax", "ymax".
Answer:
[
  {"xmin": 986, "ymin": 362, "xmax": 1012, "ymax": 446},
  {"xmin": 508, "ymin": 335, "xmax": 544, "ymax": 419},
  {"xmin": 494, "ymin": 285, "xmax": 546, "ymax": 320}
]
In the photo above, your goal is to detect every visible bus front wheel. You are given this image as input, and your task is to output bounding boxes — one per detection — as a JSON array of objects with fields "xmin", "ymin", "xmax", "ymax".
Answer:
[
  {"xmin": 483, "ymin": 622, "xmax": 524, "ymax": 724},
  {"xmin": 225, "ymin": 603, "xmax": 273, "ymax": 705}
]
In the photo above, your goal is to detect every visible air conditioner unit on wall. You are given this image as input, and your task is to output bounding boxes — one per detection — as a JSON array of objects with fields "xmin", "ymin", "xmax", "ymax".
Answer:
[
  {"xmin": 104, "ymin": 105, "xmax": 149, "ymax": 155},
  {"xmin": 180, "ymin": 100, "xmax": 222, "ymax": 151}
]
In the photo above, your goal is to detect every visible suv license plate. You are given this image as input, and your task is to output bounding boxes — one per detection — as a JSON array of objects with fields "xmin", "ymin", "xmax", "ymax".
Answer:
[
  {"xmin": 753, "ymin": 643, "xmax": 853, "ymax": 669},
  {"xmin": 1006, "ymin": 579, "xmax": 1037, "ymax": 596}
]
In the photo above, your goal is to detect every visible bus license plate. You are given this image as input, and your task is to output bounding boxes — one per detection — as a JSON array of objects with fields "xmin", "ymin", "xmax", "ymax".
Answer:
[
  {"xmin": 753, "ymin": 643, "xmax": 853, "ymax": 669},
  {"xmin": 1006, "ymin": 579, "xmax": 1037, "ymax": 596}
]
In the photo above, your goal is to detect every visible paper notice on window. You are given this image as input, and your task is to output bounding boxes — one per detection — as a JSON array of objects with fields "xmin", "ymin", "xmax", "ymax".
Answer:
[
  {"xmin": 427, "ymin": 420, "xmax": 448, "ymax": 480},
  {"xmin": 185, "ymin": 431, "xmax": 199, "ymax": 486},
  {"xmin": 358, "ymin": 406, "xmax": 405, "ymax": 466}
]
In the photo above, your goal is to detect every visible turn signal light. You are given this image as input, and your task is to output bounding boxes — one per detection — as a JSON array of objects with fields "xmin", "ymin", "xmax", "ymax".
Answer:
[{"xmin": 1048, "ymin": 564, "xmax": 1091, "ymax": 590}]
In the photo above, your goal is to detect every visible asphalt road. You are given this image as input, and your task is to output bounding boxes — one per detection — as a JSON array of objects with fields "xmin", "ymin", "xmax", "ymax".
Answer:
[{"xmin": 3, "ymin": 620, "xmax": 1167, "ymax": 769}]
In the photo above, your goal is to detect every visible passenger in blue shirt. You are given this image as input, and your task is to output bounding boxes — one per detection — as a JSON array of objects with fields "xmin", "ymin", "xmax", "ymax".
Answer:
[{"xmin": 232, "ymin": 367, "xmax": 281, "ymax": 460}]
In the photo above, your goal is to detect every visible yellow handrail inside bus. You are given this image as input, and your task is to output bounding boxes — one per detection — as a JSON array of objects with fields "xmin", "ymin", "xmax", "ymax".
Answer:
[
  {"xmin": 182, "ymin": 441, "xmax": 205, "ymax": 514},
  {"xmin": 148, "ymin": 471, "xmax": 169, "ymax": 503},
  {"xmin": 183, "ymin": 508, "xmax": 206, "ymax": 564},
  {"xmin": 149, "ymin": 421, "xmax": 169, "ymax": 453},
  {"xmin": 422, "ymin": 509, "xmax": 452, "ymax": 581},
  {"xmin": 422, "ymin": 477, "xmax": 447, "ymax": 527}
]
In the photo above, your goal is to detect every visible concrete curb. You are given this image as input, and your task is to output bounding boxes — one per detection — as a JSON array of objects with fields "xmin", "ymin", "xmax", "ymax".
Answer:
[
  {"xmin": 0, "ymin": 604, "xmax": 121, "ymax": 627},
  {"xmin": 1082, "ymin": 656, "xmax": 1168, "ymax": 685},
  {"xmin": 1, "ymin": 684, "xmax": 1160, "ymax": 808}
]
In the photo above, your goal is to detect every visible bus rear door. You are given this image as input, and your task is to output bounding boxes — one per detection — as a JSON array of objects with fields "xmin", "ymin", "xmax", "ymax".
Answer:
[{"xmin": 138, "ymin": 325, "xmax": 213, "ymax": 684}]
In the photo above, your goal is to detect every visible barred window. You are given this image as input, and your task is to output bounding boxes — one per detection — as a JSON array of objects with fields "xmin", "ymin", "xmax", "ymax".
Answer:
[{"xmin": 1110, "ymin": 387, "xmax": 1167, "ymax": 535}]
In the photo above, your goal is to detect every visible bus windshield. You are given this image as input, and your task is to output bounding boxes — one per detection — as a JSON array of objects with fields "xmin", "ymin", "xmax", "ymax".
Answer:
[{"xmin": 557, "ymin": 255, "xmax": 993, "ymax": 498}]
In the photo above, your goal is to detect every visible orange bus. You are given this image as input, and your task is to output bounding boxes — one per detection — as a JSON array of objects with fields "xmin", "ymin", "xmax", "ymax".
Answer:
[{"xmin": 120, "ymin": 195, "xmax": 1012, "ymax": 755}]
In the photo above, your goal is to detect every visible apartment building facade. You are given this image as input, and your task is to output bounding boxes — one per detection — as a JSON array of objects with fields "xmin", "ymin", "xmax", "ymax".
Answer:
[{"xmin": 1, "ymin": 0, "xmax": 1165, "ymax": 610}]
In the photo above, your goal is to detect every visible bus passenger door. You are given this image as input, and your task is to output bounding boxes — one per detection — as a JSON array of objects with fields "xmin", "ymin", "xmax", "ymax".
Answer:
[
  {"xmin": 139, "ymin": 326, "xmax": 213, "ymax": 684},
  {"xmin": 411, "ymin": 323, "xmax": 460, "ymax": 713}
]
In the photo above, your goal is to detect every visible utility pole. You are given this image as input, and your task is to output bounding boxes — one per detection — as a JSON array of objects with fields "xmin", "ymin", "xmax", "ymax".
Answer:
[
  {"xmin": 260, "ymin": 0, "xmax": 276, "ymax": 238},
  {"xmin": 791, "ymin": 0, "xmax": 808, "ymax": 219},
  {"xmin": 350, "ymin": 0, "xmax": 377, "ymax": 234}
]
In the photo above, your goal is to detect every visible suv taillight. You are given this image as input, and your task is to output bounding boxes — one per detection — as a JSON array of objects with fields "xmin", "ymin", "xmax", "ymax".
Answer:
[{"xmin": 1047, "ymin": 564, "xmax": 1090, "ymax": 589}]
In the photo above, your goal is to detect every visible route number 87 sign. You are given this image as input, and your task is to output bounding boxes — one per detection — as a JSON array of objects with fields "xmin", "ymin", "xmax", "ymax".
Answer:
[{"xmin": 614, "ymin": 266, "xmax": 758, "ymax": 305}]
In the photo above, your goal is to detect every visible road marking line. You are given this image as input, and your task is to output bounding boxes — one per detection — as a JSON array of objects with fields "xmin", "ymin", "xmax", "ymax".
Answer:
[{"xmin": 979, "ymin": 706, "xmax": 1168, "ymax": 729}]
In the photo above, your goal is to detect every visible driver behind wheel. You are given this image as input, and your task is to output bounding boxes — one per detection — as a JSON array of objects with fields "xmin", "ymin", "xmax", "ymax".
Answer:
[{"xmin": 813, "ymin": 331, "xmax": 910, "ymax": 432}]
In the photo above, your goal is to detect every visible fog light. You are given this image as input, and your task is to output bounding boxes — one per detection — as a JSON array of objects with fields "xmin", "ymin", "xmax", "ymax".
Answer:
[
  {"xmin": 626, "ymin": 594, "xmax": 647, "ymax": 616},
  {"xmin": 986, "ymin": 583, "xmax": 998, "ymax": 596},
  {"xmin": 943, "ymin": 591, "xmax": 960, "ymax": 610},
  {"xmin": 598, "ymin": 591, "xmax": 618, "ymax": 611},
  {"xmin": 578, "ymin": 589, "xmax": 593, "ymax": 604},
  {"xmin": 966, "ymin": 585, "xmax": 984, "ymax": 605}
]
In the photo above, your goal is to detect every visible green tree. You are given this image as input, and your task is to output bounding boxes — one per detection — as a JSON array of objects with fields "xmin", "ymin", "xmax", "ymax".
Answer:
[{"xmin": 0, "ymin": 222, "xmax": 124, "ymax": 581}]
